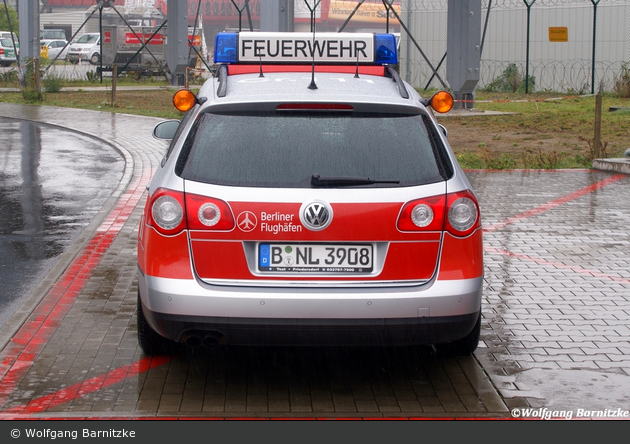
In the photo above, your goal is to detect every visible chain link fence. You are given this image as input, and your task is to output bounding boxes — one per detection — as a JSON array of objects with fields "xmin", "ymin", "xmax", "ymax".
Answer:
[
  {"xmin": 2, "ymin": 0, "xmax": 629, "ymax": 94},
  {"xmin": 400, "ymin": 0, "xmax": 630, "ymax": 93}
]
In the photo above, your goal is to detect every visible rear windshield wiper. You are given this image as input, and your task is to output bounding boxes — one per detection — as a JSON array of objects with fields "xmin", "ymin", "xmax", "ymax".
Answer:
[{"xmin": 311, "ymin": 174, "xmax": 400, "ymax": 187}]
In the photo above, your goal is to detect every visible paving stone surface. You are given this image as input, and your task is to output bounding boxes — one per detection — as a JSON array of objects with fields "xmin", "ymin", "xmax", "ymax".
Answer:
[
  {"xmin": 468, "ymin": 170, "xmax": 630, "ymax": 413},
  {"xmin": 0, "ymin": 103, "xmax": 628, "ymax": 419}
]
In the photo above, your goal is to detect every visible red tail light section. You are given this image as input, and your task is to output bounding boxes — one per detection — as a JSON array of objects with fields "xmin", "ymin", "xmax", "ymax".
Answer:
[
  {"xmin": 397, "ymin": 190, "xmax": 480, "ymax": 237},
  {"xmin": 276, "ymin": 103, "xmax": 354, "ymax": 111},
  {"xmin": 147, "ymin": 189, "xmax": 235, "ymax": 235},
  {"xmin": 397, "ymin": 195, "xmax": 446, "ymax": 232},
  {"xmin": 185, "ymin": 193, "xmax": 235, "ymax": 231}
]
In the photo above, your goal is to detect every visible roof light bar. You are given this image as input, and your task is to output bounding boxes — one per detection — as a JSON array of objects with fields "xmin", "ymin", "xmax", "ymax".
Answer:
[{"xmin": 214, "ymin": 32, "xmax": 398, "ymax": 65}]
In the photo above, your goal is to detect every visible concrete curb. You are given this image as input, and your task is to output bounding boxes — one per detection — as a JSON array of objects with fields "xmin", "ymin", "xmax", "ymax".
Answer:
[{"xmin": 592, "ymin": 158, "xmax": 630, "ymax": 175}]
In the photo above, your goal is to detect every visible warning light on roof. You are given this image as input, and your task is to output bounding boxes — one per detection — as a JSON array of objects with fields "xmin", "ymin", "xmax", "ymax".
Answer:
[
  {"xmin": 173, "ymin": 89, "xmax": 197, "ymax": 112},
  {"xmin": 374, "ymin": 34, "xmax": 397, "ymax": 65},
  {"xmin": 429, "ymin": 91, "xmax": 454, "ymax": 114},
  {"xmin": 214, "ymin": 32, "xmax": 238, "ymax": 64},
  {"xmin": 213, "ymin": 32, "xmax": 398, "ymax": 65}
]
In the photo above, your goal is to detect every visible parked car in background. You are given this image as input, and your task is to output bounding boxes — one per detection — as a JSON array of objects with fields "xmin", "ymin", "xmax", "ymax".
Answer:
[
  {"xmin": 67, "ymin": 33, "xmax": 100, "ymax": 64},
  {"xmin": 40, "ymin": 29, "xmax": 66, "ymax": 40},
  {"xmin": 0, "ymin": 37, "xmax": 18, "ymax": 67},
  {"xmin": 0, "ymin": 31, "xmax": 18, "ymax": 40},
  {"xmin": 40, "ymin": 39, "xmax": 69, "ymax": 61}
]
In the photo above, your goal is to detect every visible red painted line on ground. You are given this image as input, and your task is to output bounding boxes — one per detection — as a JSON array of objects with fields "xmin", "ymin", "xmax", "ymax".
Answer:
[
  {"xmin": 463, "ymin": 168, "xmax": 593, "ymax": 174},
  {"xmin": 483, "ymin": 174, "xmax": 626, "ymax": 232},
  {"xmin": 0, "ymin": 167, "xmax": 157, "ymax": 411},
  {"xmin": 457, "ymin": 94, "xmax": 591, "ymax": 104},
  {"xmin": 1, "ymin": 356, "xmax": 170, "ymax": 414},
  {"xmin": 484, "ymin": 246, "xmax": 630, "ymax": 285}
]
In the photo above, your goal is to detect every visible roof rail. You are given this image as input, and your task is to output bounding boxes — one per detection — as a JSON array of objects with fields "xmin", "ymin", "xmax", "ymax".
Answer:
[
  {"xmin": 386, "ymin": 66, "xmax": 409, "ymax": 99},
  {"xmin": 217, "ymin": 65, "xmax": 228, "ymax": 98}
]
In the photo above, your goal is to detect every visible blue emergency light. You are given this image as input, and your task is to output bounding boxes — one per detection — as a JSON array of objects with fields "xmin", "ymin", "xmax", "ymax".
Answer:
[
  {"xmin": 214, "ymin": 32, "xmax": 238, "ymax": 64},
  {"xmin": 214, "ymin": 32, "xmax": 398, "ymax": 65},
  {"xmin": 374, "ymin": 34, "xmax": 398, "ymax": 65}
]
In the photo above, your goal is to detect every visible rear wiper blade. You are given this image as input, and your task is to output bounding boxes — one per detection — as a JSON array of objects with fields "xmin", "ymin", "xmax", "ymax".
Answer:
[{"xmin": 311, "ymin": 174, "xmax": 400, "ymax": 187}]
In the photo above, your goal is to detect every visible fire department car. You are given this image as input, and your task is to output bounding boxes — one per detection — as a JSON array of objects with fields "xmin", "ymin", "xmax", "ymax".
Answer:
[{"xmin": 137, "ymin": 31, "xmax": 483, "ymax": 355}]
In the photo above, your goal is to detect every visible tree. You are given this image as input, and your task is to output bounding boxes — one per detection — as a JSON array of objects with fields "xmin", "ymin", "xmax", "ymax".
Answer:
[{"xmin": 1, "ymin": 5, "xmax": 19, "ymax": 37}]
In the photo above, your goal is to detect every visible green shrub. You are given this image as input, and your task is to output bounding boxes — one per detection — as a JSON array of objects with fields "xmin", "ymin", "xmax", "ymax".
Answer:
[
  {"xmin": 483, "ymin": 63, "xmax": 535, "ymax": 93},
  {"xmin": 86, "ymin": 70, "xmax": 98, "ymax": 82},
  {"xmin": 613, "ymin": 63, "xmax": 630, "ymax": 98},
  {"xmin": 21, "ymin": 58, "xmax": 43, "ymax": 102},
  {"xmin": 42, "ymin": 74, "xmax": 64, "ymax": 92}
]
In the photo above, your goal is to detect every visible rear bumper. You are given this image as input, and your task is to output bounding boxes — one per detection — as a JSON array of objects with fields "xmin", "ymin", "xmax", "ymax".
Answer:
[{"xmin": 138, "ymin": 268, "xmax": 483, "ymax": 345}]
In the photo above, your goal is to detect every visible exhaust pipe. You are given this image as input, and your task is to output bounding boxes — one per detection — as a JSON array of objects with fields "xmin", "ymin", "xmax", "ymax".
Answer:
[
  {"xmin": 182, "ymin": 333, "xmax": 203, "ymax": 348},
  {"xmin": 182, "ymin": 332, "xmax": 224, "ymax": 349},
  {"xmin": 203, "ymin": 333, "xmax": 223, "ymax": 349}
]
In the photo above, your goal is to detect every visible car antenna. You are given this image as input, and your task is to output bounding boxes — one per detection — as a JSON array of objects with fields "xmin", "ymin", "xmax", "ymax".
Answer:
[
  {"xmin": 308, "ymin": 30, "xmax": 318, "ymax": 89},
  {"xmin": 259, "ymin": 55, "xmax": 264, "ymax": 78},
  {"xmin": 307, "ymin": 0, "xmax": 320, "ymax": 90},
  {"xmin": 354, "ymin": 51, "xmax": 360, "ymax": 78}
]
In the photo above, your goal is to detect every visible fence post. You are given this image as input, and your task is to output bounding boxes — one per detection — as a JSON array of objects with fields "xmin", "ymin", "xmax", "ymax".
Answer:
[
  {"xmin": 523, "ymin": 0, "xmax": 536, "ymax": 94},
  {"xmin": 112, "ymin": 65, "xmax": 117, "ymax": 106},
  {"xmin": 590, "ymin": 0, "xmax": 600, "ymax": 94},
  {"xmin": 593, "ymin": 94, "xmax": 602, "ymax": 158}
]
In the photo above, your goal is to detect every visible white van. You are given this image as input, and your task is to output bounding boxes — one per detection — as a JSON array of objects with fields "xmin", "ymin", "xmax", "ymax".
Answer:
[{"xmin": 67, "ymin": 33, "xmax": 100, "ymax": 64}]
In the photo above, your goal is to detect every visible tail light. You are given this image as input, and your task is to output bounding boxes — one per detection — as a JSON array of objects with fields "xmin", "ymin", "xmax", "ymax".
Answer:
[
  {"xmin": 148, "ymin": 188, "xmax": 185, "ymax": 235},
  {"xmin": 0, "ymin": 48, "xmax": 4, "ymax": 56},
  {"xmin": 397, "ymin": 195, "xmax": 446, "ymax": 232},
  {"xmin": 445, "ymin": 190, "xmax": 480, "ymax": 237},
  {"xmin": 397, "ymin": 190, "xmax": 480, "ymax": 237},
  {"xmin": 185, "ymin": 193, "xmax": 235, "ymax": 231}
]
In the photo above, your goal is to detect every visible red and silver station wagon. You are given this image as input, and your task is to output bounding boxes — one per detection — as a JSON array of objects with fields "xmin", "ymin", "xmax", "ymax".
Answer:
[{"xmin": 137, "ymin": 32, "xmax": 484, "ymax": 355}]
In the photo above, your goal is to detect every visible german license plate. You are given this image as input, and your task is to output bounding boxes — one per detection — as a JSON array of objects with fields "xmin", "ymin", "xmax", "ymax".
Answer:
[{"xmin": 258, "ymin": 243, "xmax": 373, "ymax": 273}]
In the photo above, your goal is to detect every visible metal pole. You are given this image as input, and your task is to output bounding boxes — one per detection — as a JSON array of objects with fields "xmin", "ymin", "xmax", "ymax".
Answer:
[
  {"xmin": 99, "ymin": 5, "xmax": 103, "ymax": 83},
  {"xmin": 386, "ymin": 5, "xmax": 448, "ymax": 90},
  {"xmin": 382, "ymin": 0, "xmax": 394, "ymax": 34},
  {"xmin": 405, "ymin": 0, "xmax": 411, "ymax": 83},
  {"xmin": 591, "ymin": 0, "xmax": 600, "ymax": 94},
  {"xmin": 338, "ymin": 0, "xmax": 365, "ymax": 32},
  {"xmin": 2, "ymin": 0, "xmax": 19, "ymax": 59},
  {"xmin": 523, "ymin": 0, "xmax": 535, "ymax": 94},
  {"xmin": 425, "ymin": 52, "xmax": 447, "ymax": 90},
  {"xmin": 593, "ymin": 94, "xmax": 602, "ymax": 157},
  {"xmin": 479, "ymin": 0, "xmax": 492, "ymax": 58}
]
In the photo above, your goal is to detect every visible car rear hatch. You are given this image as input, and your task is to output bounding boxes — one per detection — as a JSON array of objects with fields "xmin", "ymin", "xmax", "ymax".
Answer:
[{"xmin": 177, "ymin": 107, "xmax": 453, "ymax": 286}]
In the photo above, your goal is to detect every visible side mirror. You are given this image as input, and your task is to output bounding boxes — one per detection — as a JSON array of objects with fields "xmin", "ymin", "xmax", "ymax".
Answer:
[
  {"xmin": 438, "ymin": 124, "xmax": 448, "ymax": 138},
  {"xmin": 153, "ymin": 120, "xmax": 180, "ymax": 140}
]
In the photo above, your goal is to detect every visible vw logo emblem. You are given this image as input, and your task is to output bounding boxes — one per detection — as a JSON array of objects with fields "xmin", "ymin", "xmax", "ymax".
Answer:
[{"xmin": 300, "ymin": 201, "xmax": 333, "ymax": 231}]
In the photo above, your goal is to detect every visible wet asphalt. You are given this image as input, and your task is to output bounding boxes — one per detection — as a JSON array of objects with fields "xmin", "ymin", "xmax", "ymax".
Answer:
[
  {"xmin": 0, "ymin": 118, "xmax": 124, "ymax": 326},
  {"xmin": 0, "ymin": 102, "xmax": 628, "ymax": 419}
]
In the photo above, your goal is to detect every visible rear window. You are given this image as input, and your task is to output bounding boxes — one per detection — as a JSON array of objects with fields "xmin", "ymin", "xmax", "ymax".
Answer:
[{"xmin": 178, "ymin": 112, "xmax": 452, "ymax": 188}]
